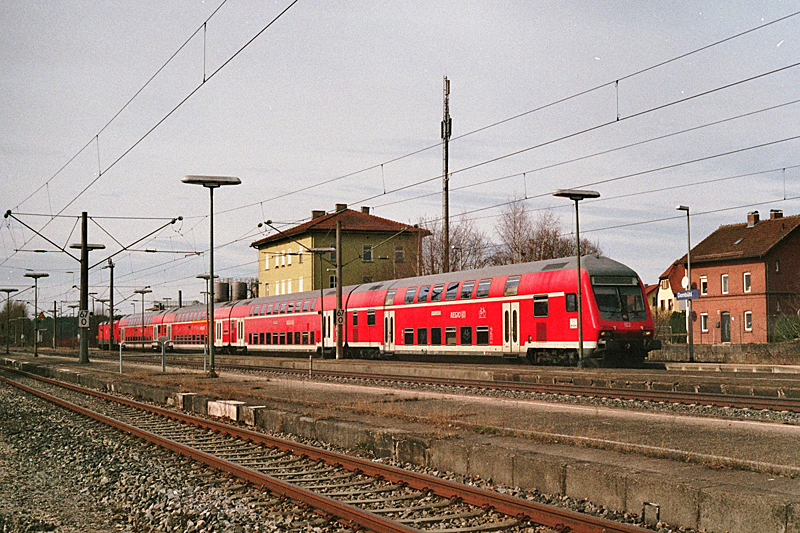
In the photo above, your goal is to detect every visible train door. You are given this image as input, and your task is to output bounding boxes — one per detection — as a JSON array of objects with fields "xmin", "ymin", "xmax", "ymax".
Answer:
[
  {"xmin": 236, "ymin": 318, "xmax": 246, "ymax": 347},
  {"xmin": 166, "ymin": 324, "xmax": 172, "ymax": 343},
  {"xmin": 502, "ymin": 302, "xmax": 520, "ymax": 355},
  {"xmin": 215, "ymin": 320, "xmax": 223, "ymax": 347},
  {"xmin": 383, "ymin": 310, "xmax": 395, "ymax": 352},
  {"xmin": 323, "ymin": 310, "xmax": 334, "ymax": 348}
]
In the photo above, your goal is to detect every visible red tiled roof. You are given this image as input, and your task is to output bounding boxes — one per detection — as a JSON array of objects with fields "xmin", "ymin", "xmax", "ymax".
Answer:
[
  {"xmin": 688, "ymin": 213, "xmax": 800, "ymax": 264},
  {"xmin": 251, "ymin": 209, "xmax": 430, "ymax": 248}
]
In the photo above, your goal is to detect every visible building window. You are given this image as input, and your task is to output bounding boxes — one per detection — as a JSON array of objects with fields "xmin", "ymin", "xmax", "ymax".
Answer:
[
  {"xmin": 330, "ymin": 243, "xmax": 336, "ymax": 263},
  {"xmin": 721, "ymin": 274, "xmax": 729, "ymax": 294},
  {"xmin": 744, "ymin": 311, "xmax": 752, "ymax": 331},
  {"xmin": 362, "ymin": 276, "xmax": 373, "ymax": 283},
  {"xmin": 395, "ymin": 246, "xmax": 404, "ymax": 263},
  {"xmin": 743, "ymin": 272, "xmax": 751, "ymax": 293},
  {"xmin": 776, "ymin": 260, "xmax": 780, "ymax": 273},
  {"xmin": 280, "ymin": 279, "xmax": 286, "ymax": 295},
  {"xmin": 264, "ymin": 254, "xmax": 269, "ymax": 270},
  {"xmin": 287, "ymin": 248, "xmax": 292, "ymax": 266},
  {"xmin": 299, "ymin": 277, "xmax": 304, "ymax": 292},
  {"xmin": 287, "ymin": 279, "xmax": 292, "ymax": 293},
  {"xmin": 362, "ymin": 244, "xmax": 373, "ymax": 262},
  {"xmin": 700, "ymin": 276, "xmax": 707, "ymax": 295},
  {"xmin": 668, "ymin": 299, "xmax": 673, "ymax": 311},
  {"xmin": 701, "ymin": 313, "xmax": 708, "ymax": 332},
  {"xmin": 660, "ymin": 279, "xmax": 669, "ymax": 290},
  {"xmin": 275, "ymin": 253, "xmax": 279, "ymax": 269},
  {"xmin": 298, "ymin": 252, "xmax": 303, "ymax": 264},
  {"xmin": 329, "ymin": 275, "xmax": 336, "ymax": 288},
  {"xmin": 281, "ymin": 251, "xmax": 286, "ymax": 267}
]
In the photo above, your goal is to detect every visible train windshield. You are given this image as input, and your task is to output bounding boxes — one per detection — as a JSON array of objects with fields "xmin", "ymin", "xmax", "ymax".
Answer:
[{"xmin": 592, "ymin": 285, "xmax": 646, "ymax": 321}]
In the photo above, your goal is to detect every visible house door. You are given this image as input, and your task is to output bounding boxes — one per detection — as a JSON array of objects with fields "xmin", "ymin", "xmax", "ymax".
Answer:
[
  {"xmin": 720, "ymin": 312, "xmax": 731, "ymax": 343},
  {"xmin": 383, "ymin": 310, "xmax": 395, "ymax": 353},
  {"xmin": 502, "ymin": 302, "xmax": 520, "ymax": 355}
]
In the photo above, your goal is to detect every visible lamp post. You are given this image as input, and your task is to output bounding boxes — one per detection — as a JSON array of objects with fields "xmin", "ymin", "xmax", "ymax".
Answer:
[
  {"xmin": 24, "ymin": 272, "xmax": 49, "ymax": 357},
  {"xmin": 553, "ymin": 189, "xmax": 600, "ymax": 368},
  {"xmin": 676, "ymin": 205, "xmax": 694, "ymax": 363},
  {"xmin": 134, "ymin": 288, "xmax": 152, "ymax": 350},
  {"xmin": 1, "ymin": 288, "xmax": 18, "ymax": 354},
  {"xmin": 196, "ymin": 274, "xmax": 219, "ymax": 359},
  {"xmin": 182, "ymin": 174, "xmax": 241, "ymax": 377},
  {"xmin": 70, "ymin": 233, "xmax": 106, "ymax": 364}
]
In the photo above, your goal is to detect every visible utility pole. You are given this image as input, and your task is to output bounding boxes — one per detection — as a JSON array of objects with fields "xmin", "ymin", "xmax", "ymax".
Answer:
[
  {"xmin": 103, "ymin": 258, "xmax": 115, "ymax": 351},
  {"xmin": 53, "ymin": 301, "xmax": 57, "ymax": 350},
  {"xmin": 441, "ymin": 76, "xmax": 452, "ymax": 273},
  {"xmin": 335, "ymin": 220, "xmax": 343, "ymax": 359},
  {"xmin": 69, "ymin": 212, "xmax": 105, "ymax": 364}
]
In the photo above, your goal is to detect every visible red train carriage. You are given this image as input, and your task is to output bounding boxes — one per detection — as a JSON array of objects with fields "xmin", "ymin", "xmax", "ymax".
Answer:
[{"xmin": 102, "ymin": 256, "xmax": 659, "ymax": 366}]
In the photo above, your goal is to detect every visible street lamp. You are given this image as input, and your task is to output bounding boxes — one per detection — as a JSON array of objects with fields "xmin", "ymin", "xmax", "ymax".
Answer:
[
  {"xmin": 196, "ymin": 274, "xmax": 219, "ymax": 358},
  {"xmin": 182, "ymin": 174, "xmax": 241, "ymax": 377},
  {"xmin": 24, "ymin": 272, "xmax": 49, "ymax": 357},
  {"xmin": 553, "ymin": 189, "xmax": 600, "ymax": 368},
  {"xmin": 676, "ymin": 205, "xmax": 694, "ymax": 363},
  {"xmin": 134, "ymin": 288, "xmax": 152, "ymax": 350},
  {"xmin": 1, "ymin": 288, "xmax": 18, "ymax": 354}
]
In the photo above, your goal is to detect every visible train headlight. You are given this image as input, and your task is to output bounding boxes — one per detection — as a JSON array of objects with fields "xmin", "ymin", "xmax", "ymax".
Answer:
[
  {"xmin": 643, "ymin": 330, "xmax": 653, "ymax": 337},
  {"xmin": 598, "ymin": 330, "xmax": 613, "ymax": 339}
]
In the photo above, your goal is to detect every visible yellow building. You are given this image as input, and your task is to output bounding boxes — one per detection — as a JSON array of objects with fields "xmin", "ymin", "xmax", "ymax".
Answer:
[{"xmin": 251, "ymin": 204, "xmax": 429, "ymax": 296}]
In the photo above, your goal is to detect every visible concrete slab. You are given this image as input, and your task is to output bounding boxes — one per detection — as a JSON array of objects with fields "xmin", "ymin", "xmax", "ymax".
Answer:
[
  {"xmin": 699, "ymin": 484, "xmax": 795, "ymax": 533},
  {"xmin": 207, "ymin": 400, "xmax": 245, "ymax": 421},
  {"xmin": 241, "ymin": 405, "xmax": 267, "ymax": 426}
]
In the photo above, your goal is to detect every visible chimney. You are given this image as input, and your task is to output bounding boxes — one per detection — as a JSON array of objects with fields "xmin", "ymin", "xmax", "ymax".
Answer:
[
  {"xmin": 361, "ymin": 206, "xmax": 370, "ymax": 214},
  {"xmin": 747, "ymin": 211, "xmax": 760, "ymax": 228},
  {"xmin": 770, "ymin": 209, "xmax": 783, "ymax": 220},
  {"xmin": 335, "ymin": 203, "xmax": 347, "ymax": 212},
  {"xmin": 311, "ymin": 210, "xmax": 326, "ymax": 219}
]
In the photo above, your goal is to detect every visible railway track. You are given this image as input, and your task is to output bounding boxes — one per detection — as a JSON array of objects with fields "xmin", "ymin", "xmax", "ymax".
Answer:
[
  {"xmin": 88, "ymin": 350, "xmax": 800, "ymax": 414},
  {"xmin": 2, "ymin": 368, "xmax": 652, "ymax": 533}
]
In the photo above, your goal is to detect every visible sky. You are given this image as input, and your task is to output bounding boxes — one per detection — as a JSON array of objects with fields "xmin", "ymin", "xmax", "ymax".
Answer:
[{"xmin": 2, "ymin": 1, "xmax": 799, "ymax": 315}]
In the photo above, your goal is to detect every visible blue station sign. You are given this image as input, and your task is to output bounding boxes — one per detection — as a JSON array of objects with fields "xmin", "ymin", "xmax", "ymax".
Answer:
[{"xmin": 676, "ymin": 289, "xmax": 699, "ymax": 300}]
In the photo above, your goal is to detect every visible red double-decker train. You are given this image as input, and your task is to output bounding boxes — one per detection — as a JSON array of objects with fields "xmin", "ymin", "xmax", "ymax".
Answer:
[{"xmin": 98, "ymin": 255, "xmax": 660, "ymax": 366}]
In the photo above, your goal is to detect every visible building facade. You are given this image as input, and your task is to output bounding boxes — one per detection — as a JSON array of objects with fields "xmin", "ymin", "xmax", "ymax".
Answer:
[
  {"xmin": 679, "ymin": 210, "xmax": 800, "ymax": 344},
  {"xmin": 251, "ymin": 204, "xmax": 430, "ymax": 297}
]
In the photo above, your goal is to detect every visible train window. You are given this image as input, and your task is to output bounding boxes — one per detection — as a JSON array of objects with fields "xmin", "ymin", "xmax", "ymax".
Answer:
[
  {"xmin": 459, "ymin": 281, "xmax": 474, "ymax": 299},
  {"xmin": 295, "ymin": 300, "xmax": 303, "ymax": 313},
  {"xmin": 445, "ymin": 282, "xmax": 459, "ymax": 301},
  {"xmin": 431, "ymin": 327, "xmax": 442, "ymax": 345},
  {"xmin": 265, "ymin": 332, "xmax": 271, "ymax": 345},
  {"xmin": 460, "ymin": 326, "xmax": 472, "ymax": 345},
  {"xmin": 267, "ymin": 303, "xmax": 274, "ymax": 315},
  {"xmin": 417, "ymin": 285, "xmax": 431, "ymax": 303},
  {"xmin": 476, "ymin": 326, "xmax": 489, "ymax": 345},
  {"xmin": 248, "ymin": 333, "xmax": 253, "ymax": 344},
  {"xmin": 504, "ymin": 275, "xmax": 521, "ymax": 296},
  {"xmin": 303, "ymin": 299, "xmax": 310, "ymax": 312},
  {"xmin": 367, "ymin": 310, "xmax": 376, "ymax": 326},
  {"xmin": 287, "ymin": 301, "xmax": 294, "ymax": 313},
  {"xmin": 273, "ymin": 332, "xmax": 279, "ymax": 344},
  {"xmin": 280, "ymin": 302, "xmax": 288, "ymax": 314},
  {"xmin": 476, "ymin": 279, "xmax": 492, "ymax": 298},
  {"xmin": 404, "ymin": 328, "xmax": 414, "ymax": 345},
  {"xmin": 257, "ymin": 332, "xmax": 263, "ymax": 345},
  {"xmin": 352, "ymin": 311, "xmax": 358, "ymax": 326},
  {"xmin": 311, "ymin": 298, "xmax": 317, "ymax": 311},
  {"xmin": 279, "ymin": 332, "xmax": 286, "ymax": 345},
  {"xmin": 286, "ymin": 332, "xmax": 293, "ymax": 345},
  {"xmin": 310, "ymin": 331, "xmax": 315, "ymax": 344},
  {"xmin": 294, "ymin": 332, "xmax": 301, "ymax": 344},
  {"xmin": 533, "ymin": 295, "xmax": 549, "ymax": 317},
  {"xmin": 566, "ymin": 293, "xmax": 577, "ymax": 312},
  {"xmin": 445, "ymin": 327, "xmax": 457, "ymax": 346},
  {"xmin": 417, "ymin": 328, "xmax": 428, "ymax": 345},
  {"xmin": 430, "ymin": 284, "xmax": 444, "ymax": 302},
  {"xmin": 404, "ymin": 288, "xmax": 416, "ymax": 304},
  {"xmin": 385, "ymin": 289, "xmax": 396, "ymax": 306}
]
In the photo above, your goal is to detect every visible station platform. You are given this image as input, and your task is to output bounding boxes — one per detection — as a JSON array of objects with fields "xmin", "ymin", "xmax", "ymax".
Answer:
[{"xmin": 3, "ymin": 351, "xmax": 800, "ymax": 533}]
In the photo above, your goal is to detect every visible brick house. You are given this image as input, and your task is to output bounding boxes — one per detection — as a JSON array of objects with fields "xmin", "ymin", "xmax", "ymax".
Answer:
[
  {"xmin": 250, "ymin": 204, "xmax": 430, "ymax": 297},
  {"xmin": 677, "ymin": 209, "xmax": 800, "ymax": 344}
]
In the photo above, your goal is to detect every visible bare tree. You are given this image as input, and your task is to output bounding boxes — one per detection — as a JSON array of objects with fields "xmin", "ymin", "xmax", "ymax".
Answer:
[
  {"xmin": 491, "ymin": 201, "xmax": 602, "ymax": 265},
  {"xmin": 418, "ymin": 214, "xmax": 492, "ymax": 275}
]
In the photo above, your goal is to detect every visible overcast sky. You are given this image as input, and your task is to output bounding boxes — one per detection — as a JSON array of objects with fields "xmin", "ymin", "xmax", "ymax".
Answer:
[{"xmin": 2, "ymin": 1, "xmax": 799, "ymax": 313}]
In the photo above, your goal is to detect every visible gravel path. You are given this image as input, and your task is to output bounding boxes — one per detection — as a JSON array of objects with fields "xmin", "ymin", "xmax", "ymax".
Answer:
[{"xmin": 0, "ymin": 381, "xmax": 351, "ymax": 533}]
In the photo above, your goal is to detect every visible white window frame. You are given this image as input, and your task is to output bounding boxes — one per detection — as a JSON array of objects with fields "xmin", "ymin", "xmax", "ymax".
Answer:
[
  {"xmin": 700, "ymin": 313, "xmax": 708, "ymax": 332},
  {"xmin": 744, "ymin": 311, "xmax": 752, "ymax": 331},
  {"xmin": 280, "ymin": 279, "xmax": 286, "ymax": 295},
  {"xmin": 743, "ymin": 272, "xmax": 751, "ymax": 293},
  {"xmin": 721, "ymin": 274, "xmax": 729, "ymax": 295},
  {"xmin": 281, "ymin": 251, "xmax": 286, "ymax": 267},
  {"xmin": 699, "ymin": 276, "xmax": 707, "ymax": 295},
  {"xmin": 299, "ymin": 277, "xmax": 304, "ymax": 292},
  {"xmin": 287, "ymin": 248, "xmax": 292, "ymax": 266},
  {"xmin": 264, "ymin": 253, "xmax": 269, "ymax": 270}
]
